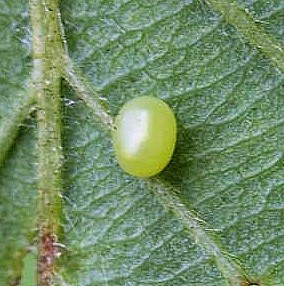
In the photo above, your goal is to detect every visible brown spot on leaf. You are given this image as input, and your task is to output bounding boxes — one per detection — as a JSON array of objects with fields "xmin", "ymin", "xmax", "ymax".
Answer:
[
  {"xmin": 11, "ymin": 276, "xmax": 21, "ymax": 286},
  {"xmin": 38, "ymin": 232, "xmax": 62, "ymax": 286}
]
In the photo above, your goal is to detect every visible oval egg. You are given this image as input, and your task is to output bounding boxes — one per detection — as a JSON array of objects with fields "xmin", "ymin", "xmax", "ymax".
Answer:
[{"xmin": 112, "ymin": 96, "xmax": 177, "ymax": 177}]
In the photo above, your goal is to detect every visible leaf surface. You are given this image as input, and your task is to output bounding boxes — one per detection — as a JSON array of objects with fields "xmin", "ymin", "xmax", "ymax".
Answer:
[{"xmin": 0, "ymin": 0, "xmax": 283, "ymax": 285}]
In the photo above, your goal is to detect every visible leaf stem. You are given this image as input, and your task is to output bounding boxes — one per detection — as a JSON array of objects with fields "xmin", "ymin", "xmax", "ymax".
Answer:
[{"xmin": 29, "ymin": 0, "xmax": 64, "ymax": 285}]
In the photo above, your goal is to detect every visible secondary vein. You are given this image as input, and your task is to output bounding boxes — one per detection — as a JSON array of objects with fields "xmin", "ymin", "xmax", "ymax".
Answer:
[
  {"xmin": 149, "ymin": 177, "xmax": 252, "ymax": 285},
  {"xmin": 62, "ymin": 56, "xmax": 114, "ymax": 130},
  {"xmin": 207, "ymin": 0, "xmax": 284, "ymax": 72},
  {"xmin": 0, "ymin": 94, "xmax": 35, "ymax": 168}
]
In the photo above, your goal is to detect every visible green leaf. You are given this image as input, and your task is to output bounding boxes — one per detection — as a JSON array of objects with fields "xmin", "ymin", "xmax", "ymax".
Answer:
[{"xmin": 0, "ymin": 0, "xmax": 283, "ymax": 285}]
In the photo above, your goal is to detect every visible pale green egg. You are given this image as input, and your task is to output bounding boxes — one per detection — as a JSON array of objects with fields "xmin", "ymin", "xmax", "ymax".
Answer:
[{"xmin": 112, "ymin": 96, "xmax": 177, "ymax": 177}]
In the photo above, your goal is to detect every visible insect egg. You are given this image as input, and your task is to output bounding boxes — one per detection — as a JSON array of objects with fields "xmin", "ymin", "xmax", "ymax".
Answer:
[{"xmin": 112, "ymin": 96, "xmax": 177, "ymax": 177}]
